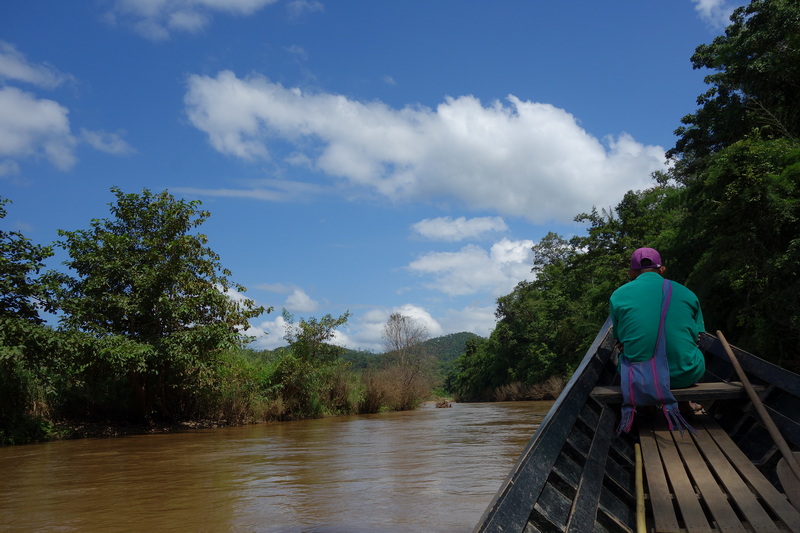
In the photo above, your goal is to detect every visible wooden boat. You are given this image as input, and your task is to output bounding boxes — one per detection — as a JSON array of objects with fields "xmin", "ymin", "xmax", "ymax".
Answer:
[{"xmin": 475, "ymin": 317, "xmax": 800, "ymax": 532}]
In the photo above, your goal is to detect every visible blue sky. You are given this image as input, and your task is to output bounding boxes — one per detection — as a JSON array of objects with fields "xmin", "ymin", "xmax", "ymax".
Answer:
[{"xmin": 2, "ymin": 0, "xmax": 744, "ymax": 351}]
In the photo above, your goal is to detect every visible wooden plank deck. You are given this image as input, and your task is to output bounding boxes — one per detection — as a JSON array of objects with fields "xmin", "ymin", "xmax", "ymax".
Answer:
[
  {"xmin": 591, "ymin": 382, "xmax": 764, "ymax": 404},
  {"xmin": 638, "ymin": 414, "xmax": 800, "ymax": 533}
]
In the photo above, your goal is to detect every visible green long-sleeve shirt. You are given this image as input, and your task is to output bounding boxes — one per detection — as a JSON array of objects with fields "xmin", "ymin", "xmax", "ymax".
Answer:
[{"xmin": 609, "ymin": 272, "xmax": 705, "ymax": 388}]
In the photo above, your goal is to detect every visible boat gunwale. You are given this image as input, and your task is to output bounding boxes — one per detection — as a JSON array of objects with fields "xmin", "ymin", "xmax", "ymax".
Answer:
[{"xmin": 474, "ymin": 317, "xmax": 615, "ymax": 532}]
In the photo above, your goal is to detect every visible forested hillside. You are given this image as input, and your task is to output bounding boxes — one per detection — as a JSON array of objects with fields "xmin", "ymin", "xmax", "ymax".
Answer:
[
  {"xmin": 342, "ymin": 331, "xmax": 480, "ymax": 373},
  {"xmin": 446, "ymin": 0, "xmax": 800, "ymax": 401}
]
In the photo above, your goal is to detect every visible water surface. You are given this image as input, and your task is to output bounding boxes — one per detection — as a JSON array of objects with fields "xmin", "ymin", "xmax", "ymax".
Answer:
[{"xmin": 0, "ymin": 401, "xmax": 552, "ymax": 532}]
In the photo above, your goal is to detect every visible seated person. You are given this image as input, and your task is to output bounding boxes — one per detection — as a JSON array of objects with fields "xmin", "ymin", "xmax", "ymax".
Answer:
[{"xmin": 610, "ymin": 247, "xmax": 705, "ymax": 390}]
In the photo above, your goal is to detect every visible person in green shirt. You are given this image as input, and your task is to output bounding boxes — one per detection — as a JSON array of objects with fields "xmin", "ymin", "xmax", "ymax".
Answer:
[{"xmin": 610, "ymin": 247, "xmax": 705, "ymax": 389}]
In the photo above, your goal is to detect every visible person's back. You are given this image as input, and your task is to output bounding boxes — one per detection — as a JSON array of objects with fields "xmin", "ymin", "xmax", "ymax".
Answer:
[{"xmin": 610, "ymin": 248, "xmax": 705, "ymax": 388}]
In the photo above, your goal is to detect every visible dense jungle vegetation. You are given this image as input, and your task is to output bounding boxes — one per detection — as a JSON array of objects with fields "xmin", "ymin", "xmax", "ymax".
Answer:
[
  {"xmin": 445, "ymin": 0, "xmax": 800, "ymax": 401},
  {"xmin": 0, "ymin": 187, "xmax": 460, "ymax": 445}
]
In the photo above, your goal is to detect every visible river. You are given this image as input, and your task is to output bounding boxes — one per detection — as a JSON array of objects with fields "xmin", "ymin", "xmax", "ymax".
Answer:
[{"xmin": 0, "ymin": 401, "xmax": 552, "ymax": 532}]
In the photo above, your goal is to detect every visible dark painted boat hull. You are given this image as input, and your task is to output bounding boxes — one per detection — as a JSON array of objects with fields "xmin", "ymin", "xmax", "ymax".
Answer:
[{"xmin": 475, "ymin": 318, "xmax": 800, "ymax": 533}]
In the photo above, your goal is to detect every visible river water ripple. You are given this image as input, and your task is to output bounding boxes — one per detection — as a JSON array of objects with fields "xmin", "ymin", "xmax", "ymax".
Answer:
[{"xmin": 0, "ymin": 401, "xmax": 552, "ymax": 532}]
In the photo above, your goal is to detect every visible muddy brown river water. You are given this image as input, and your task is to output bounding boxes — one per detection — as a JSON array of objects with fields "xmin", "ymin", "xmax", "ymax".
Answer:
[{"xmin": 0, "ymin": 401, "xmax": 552, "ymax": 532}]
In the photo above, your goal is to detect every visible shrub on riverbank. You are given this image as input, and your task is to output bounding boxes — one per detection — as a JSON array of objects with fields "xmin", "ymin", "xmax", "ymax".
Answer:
[
  {"xmin": 0, "ymin": 340, "xmax": 435, "ymax": 444},
  {"xmin": 2, "ymin": 191, "xmax": 447, "ymax": 445}
]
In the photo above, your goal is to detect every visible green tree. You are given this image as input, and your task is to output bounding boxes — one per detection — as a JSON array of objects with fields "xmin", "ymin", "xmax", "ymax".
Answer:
[
  {"xmin": 663, "ymin": 0, "xmax": 800, "ymax": 369},
  {"xmin": 445, "ymin": 187, "xmax": 683, "ymax": 400},
  {"xmin": 282, "ymin": 310, "xmax": 351, "ymax": 363},
  {"xmin": 670, "ymin": 0, "xmax": 800, "ymax": 177},
  {"xmin": 272, "ymin": 310, "xmax": 352, "ymax": 419},
  {"xmin": 672, "ymin": 137, "xmax": 800, "ymax": 369},
  {"xmin": 0, "ymin": 198, "xmax": 54, "ymax": 322},
  {"xmin": 56, "ymin": 187, "xmax": 266, "ymax": 419},
  {"xmin": 0, "ymin": 198, "xmax": 62, "ymax": 442}
]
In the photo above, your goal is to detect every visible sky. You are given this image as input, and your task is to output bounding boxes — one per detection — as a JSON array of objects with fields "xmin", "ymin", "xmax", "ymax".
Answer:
[{"xmin": 1, "ymin": 0, "xmax": 746, "ymax": 352}]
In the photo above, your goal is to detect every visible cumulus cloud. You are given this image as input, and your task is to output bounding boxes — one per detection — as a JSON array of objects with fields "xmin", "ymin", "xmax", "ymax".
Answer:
[
  {"xmin": 257, "ymin": 283, "xmax": 320, "ymax": 313},
  {"xmin": 0, "ymin": 41, "xmax": 73, "ymax": 89},
  {"xmin": 105, "ymin": 0, "xmax": 280, "ymax": 40},
  {"xmin": 691, "ymin": 0, "xmax": 742, "ymax": 29},
  {"xmin": 80, "ymin": 128, "xmax": 135, "ymax": 155},
  {"xmin": 249, "ymin": 314, "xmax": 289, "ymax": 350},
  {"xmin": 0, "ymin": 86, "xmax": 77, "ymax": 171},
  {"xmin": 184, "ymin": 71, "xmax": 666, "ymax": 223},
  {"xmin": 439, "ymin": 305, "xmax": 497, "ymax": 338},
  {"xmin": 412, "ymin": 216, "xmax": 508, "ymax": 242},
  {"xmin": 408, "ymin": 237, "xmax": 535, "ymax": 297},
  {"xmin": 0, "ymin": 45, "xmax": 135, "ymax": 173},
  {"xmin": 285, "ymin": 288, "xmax": 319, "ymax": 313}
]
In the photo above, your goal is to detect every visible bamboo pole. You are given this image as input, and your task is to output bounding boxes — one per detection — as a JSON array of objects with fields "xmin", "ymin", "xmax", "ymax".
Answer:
[
  {"xmin": 717, "ymin": 331, "xmax": 800, "ymax": 489},
  {"xmin": 635, "ymin": 443, "xmax": 646, "ymax": 533}
]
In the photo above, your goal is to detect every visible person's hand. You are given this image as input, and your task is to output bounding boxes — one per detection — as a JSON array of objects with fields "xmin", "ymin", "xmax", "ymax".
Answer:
[{"xmin": 615, "ymin": 341, "xmax": 624, "ymax": 352}]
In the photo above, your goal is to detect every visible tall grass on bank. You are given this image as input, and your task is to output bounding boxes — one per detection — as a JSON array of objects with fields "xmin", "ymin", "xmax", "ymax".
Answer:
[
  {"xmin": 1, "ymin": 342, "xmax": 437, "ymax": 445},
  {"xmin": 491, "ymin": 375, "xmax": 566, "ymax": 402}
]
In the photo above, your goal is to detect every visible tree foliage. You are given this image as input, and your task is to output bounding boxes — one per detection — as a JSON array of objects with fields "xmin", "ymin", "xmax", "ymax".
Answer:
[
  {"xmin": 0, "ymin": 198, "xmax": 54, "ymax": 322},
  {"xmin": 55, "ymin": 187, "xmax": 267, "ymax": 418},
  {"xmin": 2, "ymin": 188, "xmax": 442, "ymax": 443},
  {"xmin": 670, "ymin": 0, "xmax": 800, "ymax": 175},
  {"xmin": 447, "ymin": 0, "xmax": 800, "ymax": 399}
]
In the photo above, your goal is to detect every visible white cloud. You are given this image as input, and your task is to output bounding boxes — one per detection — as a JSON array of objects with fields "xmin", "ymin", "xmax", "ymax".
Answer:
[
  {"xmin": 412, "ymin": 216, "xmax": 508, "ymax": 242},
  {"xmin": 0, "ymin": 159, "xmax": 21, "ymax": 177},
  {"xmin": 256, "ymin": 283, "xmax": 320, "ymax": 313},
  {"xmin": 0, "ymin": 45, "xmax": 134, "ymax": 172},
  {"xmin": 106, "ymin": 0, "xmax": 280, "ymax": 40},
  {"xmin": 0, "ymin": 41, "xmax": 73, "ymax": 89},
  {"xmin": 175, "ymin": 177, "xmax": 326, "ymax": 202},
  {"xmin": 408, "ymin": 237, "xmax": 534, "ymax": 297},
  {"xmin": 691, "ymin": 0, "xmax": 742, "ymax": 29},
  {"xmin": 285, "ymin": 288, "xmax": 319, "ymax": 313},
  {"xmin": 184, "ymin": 71, "xmax": 665, "ymax": 223},
  {"xmin": 248, "ymin": 302, "xmax": 489, "ymax": 353},
  {"xmin": 287, "ymin": 0, "xmax": 324, "ymax": 19},
  {"xmin": 439, "ymin": 305, "xmax": 497, "ymax": 338},
  {"xmin": 80, "ymin": 128, "xmax": 135, "ymax": 155},
  {"xmin": 0, "ymin": 86, "xmax": 77, "ymax": 171},
  {"xmin": 248, "ymin": 314, "xmax": 289, "ymax": 350}
]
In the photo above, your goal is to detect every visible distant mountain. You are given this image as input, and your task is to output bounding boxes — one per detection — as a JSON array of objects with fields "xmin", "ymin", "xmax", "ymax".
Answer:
[
  {"xmin": 341, "ymin": 331, "xmax": 482, "ymax": 372},
  {"xmin": 421, "ymin": 332, "xmax": 481, "ymax": 364}
]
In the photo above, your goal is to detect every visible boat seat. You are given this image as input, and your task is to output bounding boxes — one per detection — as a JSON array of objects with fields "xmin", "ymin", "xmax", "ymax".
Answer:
[
  {"xmin": 638, "ymin": 414, "xmax": 800, "ymax": 533},
  {"xmin": 590, "ymin": 381, "xmax": 764, "ymax": 404}
]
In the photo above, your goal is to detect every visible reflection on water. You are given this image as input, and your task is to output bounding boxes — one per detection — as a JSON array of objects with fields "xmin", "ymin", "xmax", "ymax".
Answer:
[{"xmin": 0, "ymin": 401, "xmax": 552, "ymax": 532}]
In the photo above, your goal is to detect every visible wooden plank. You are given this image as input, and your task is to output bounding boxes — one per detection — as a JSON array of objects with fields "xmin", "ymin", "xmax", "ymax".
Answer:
[
  {"xmin": 639, "ymin": 421, "xmax": 681, "ymax": 533},
  {"xmin": 565, "ymin": 406, "xmax": 615, "ymax": 532},
  {"xmin": 653, "ymin": 420, "xmax": 711, "ymax": 533},
  {"xmin": 690, "ymin": 417, "xmax": 778, "ymax": 532},
  {"xmin": 671, "ymin": 428, "xmax": 745, "ymax": 532},
  {"xmin": 701, "ymin": 417, "xmax": 800, "ymax": 532},
  {"xmin": 777, "ymin": 452, "xmax": 800, "ymax": 515},
  {"xmin": 591, "ymin": 381, "xmax": 764, "ymax": 403}
]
